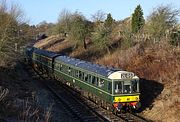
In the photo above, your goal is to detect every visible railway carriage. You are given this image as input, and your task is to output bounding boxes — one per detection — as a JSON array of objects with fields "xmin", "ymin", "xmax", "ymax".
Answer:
[
  {"xmin": 31, "ymin": 48, "xmax": 60, "ymax": 77},
  {"xmin": 25, "ymin": 47, "xmax": 141, "ymax": 114}
]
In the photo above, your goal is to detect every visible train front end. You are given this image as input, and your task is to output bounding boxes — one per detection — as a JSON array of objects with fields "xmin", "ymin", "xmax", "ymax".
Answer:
[{"xmin": 108, "ymin": 71, "xmax": 141, "ymax": 113}]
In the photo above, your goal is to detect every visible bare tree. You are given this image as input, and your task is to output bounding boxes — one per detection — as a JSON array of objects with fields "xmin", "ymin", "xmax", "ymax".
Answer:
[
  {"xmin": 91, "ymin": 10, "xmax": 106, "ymax": 22},
  {"xmin": 0, "ymin": 0, "xmax": 25, "ymax": 63},
  {"xmin": 147, "ymin": 4, "xmax": 180, "ymax": 39},
  {"xmin": 56, "ymin": 9, "xmax": 72, "ymax": 34}
]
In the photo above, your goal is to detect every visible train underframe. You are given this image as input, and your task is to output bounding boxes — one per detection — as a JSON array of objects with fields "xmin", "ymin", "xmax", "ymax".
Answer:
[{"xmin": 113, "ymin": 101, "xmax": 141, "ymax": 114}]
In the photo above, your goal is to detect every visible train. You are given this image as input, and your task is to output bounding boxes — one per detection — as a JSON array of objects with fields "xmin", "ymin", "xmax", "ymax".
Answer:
[{"xmin": 25, "ymin": 46, "xmax": 141, "ymax": 114}]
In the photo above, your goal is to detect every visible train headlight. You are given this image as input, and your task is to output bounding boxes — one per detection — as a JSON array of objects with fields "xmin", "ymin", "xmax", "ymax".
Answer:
[
  {"xmin": 118, "ymin": 98, "xmax": 121, "ymax": 102},
  {"xmin": 136, "ymin": 97, "xmax": 139, "ymax": 101}
]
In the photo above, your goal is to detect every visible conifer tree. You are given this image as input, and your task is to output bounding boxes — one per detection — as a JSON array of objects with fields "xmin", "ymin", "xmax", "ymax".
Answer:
[
  {"xmin": 131, "ymin": 5, "xmax": 145, "ymax": 33},
  {"xmin": 104, "ymin": 13, "xmax": 114, "ymax": 28}
]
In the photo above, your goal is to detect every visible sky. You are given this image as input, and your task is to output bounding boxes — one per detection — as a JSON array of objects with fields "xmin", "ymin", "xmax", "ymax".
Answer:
[{"xmin": 13, "ymin": 0, "xmax": 180, "ymax": 25}]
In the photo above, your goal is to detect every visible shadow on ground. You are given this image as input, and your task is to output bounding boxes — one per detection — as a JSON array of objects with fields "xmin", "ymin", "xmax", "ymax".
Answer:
[
  {"xmin": 138, "ymin": 78, "xmax": 164, "ymax": 112},
  {"xmin": 57, "ymin": 46, "xmax": 73, "ymax": 55},
  {"xmin": 41, "ymin": 39, "xmax": 65, "ymax": 49}
]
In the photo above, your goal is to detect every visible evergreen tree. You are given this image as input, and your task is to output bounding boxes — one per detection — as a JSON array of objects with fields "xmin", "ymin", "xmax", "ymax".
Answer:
[
  {"xmin": 104, "ymin": 13, "xmax": 114, "ymax": 28},
  {"xmin": 131, "ymin": 5, "xmax": 145, "ymax": 33}
]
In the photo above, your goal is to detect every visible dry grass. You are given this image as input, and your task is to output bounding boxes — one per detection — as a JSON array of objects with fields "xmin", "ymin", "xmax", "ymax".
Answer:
[
  {"xmin": 0, "ymin": 59, "xmax": 52, "ymax": 121},
  {"xmin": 18, "ymin": 99, "xmax": 52, "ymax": 122},
  {"xmin": 47, "ymin": 39, "xmax": 72, "ymax": 53},
  {"xmin": 34, "ymin": 35, "xmax": 64, "ymax": 49}
]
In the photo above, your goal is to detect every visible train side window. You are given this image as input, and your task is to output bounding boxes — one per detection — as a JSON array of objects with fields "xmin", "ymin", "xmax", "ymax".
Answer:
[
  {"xmin": 84, "ymin": 73, "xmax": 88, "ymax": 82},
  {"xmin": 76, "ymin": 70, "xmax": 79, "ymax": 78},
  {"xmin": 79, "ymin": 71, "xmax": 84, "ymax": 80},
  {"xmin": 92, "ymin": 76, "xmax": 95, "ymax": 84},
  {"xmin": 99, "ymin": 79, "xmax": 104, "ymax": 87},
  {"xmin": 63, "ymin": 65, "xmax": 66, "ymax": 72},
  {"xmin": 68, "ymin": 67, "xmax": 71, "ymax": 75},
  {"xmin": 95, "ymin": 77, "xmax": 98, "ymax": 86},
  {"xmin": 62, "ymin": 65, "xmax": 65, "ymax": 72},
  {"xmin": 71, "ymin": 69, "xmax": 75, "ymax": 76},
  {"xmin": 92, "ymin": 76, "xmax": 98, "ymax": 86},
  {"xmin": 108, "ymin": 82, "xmax": 111, "ymax": 91},
  {"xmin": 60, "ymin": 64, "xmax": 62, "ymax": 70},
  {"xmin": 56, "ymin": 63, "xmax": 59, "ymax": 70},
  {"xmin": 64, "ymin": 66, "xmax": 68, "ymax": 73},
  {"xmin": 88, "ymin": 75, "xmax": 92, "ymax": 83},
  {"xmin": 81, "ymin": 72, "xmax": 84, "ymax": 80},
  {"xmin": 56, "ymin": 63, "xmax": 60, "ymax": 69},
  {"xmin": 79, "ymin": 71, "xmax": 82, "ymax": 79}
]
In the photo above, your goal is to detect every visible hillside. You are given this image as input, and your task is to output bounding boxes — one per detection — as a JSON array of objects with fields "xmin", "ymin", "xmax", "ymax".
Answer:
[{"xmin": 34, "ymin": 36, "xmax": 180, "ymax": 122}]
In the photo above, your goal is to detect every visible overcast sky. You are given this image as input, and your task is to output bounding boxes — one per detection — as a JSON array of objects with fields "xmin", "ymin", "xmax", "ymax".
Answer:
[{"xmin": 14, "ymin": 0, "xmax": 180, "ymax": 25}]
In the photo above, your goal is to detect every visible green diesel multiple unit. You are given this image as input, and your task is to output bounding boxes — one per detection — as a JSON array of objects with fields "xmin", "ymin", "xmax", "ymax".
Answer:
[{"xmin": 26, "ymin": 47, "xmax": 141, "ymax": 113}]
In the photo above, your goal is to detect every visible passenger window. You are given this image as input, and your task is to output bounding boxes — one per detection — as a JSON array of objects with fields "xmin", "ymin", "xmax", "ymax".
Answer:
[
  {"xmin": 95, "ymin": 77, "xmax": 99, "ymax": 86},
  {"xmin": 108, "ymin": 82, "xmax": 111, "ymax": 91},
  {"xmin": 57, "ymin": 63, "xmax": 59, "ymax": 69},
  {"xmin": 92, "ymin": 76, "xmax": 96, "ymax": 85},
  {"xmin": 76, "ymin": 71, "xmax": 79, "ymax": 77},
  {"xmin": 62, "ymin": 65, "xmax": 66, "ymax": 72},
  {"xmin": 81, "ymin": 72, "xmax": 84, "ymax": 80},
  {"xmin": 60, "ymin": 64, "xmax": 62, "ymax": 70},
  {"xmin": 79, "ymin": 71, "xmax": 82, "ymax": 78},
  {"xmin": 84, "ymin": 74, "xmax": 88, "ymax": 82},
  {"xmin": 99, "ymin": 79, "xmax": 104, "ymax": 87},
  {"xmin": 68, "ymin": 67, "xmax": 71, "ymax": 74},
  {"xmin": 88, "ymin": 75, "xmax": 92, "ymax": 82}
]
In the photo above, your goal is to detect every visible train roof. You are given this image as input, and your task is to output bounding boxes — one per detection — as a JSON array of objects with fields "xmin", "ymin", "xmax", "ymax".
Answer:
[
  {"xmin": 55, "ymin": 55, "xmax": 122, "ymax": 77},
  {"xmin": 33, "ymin": 48, "xmax": 59, "ymax": 58}
]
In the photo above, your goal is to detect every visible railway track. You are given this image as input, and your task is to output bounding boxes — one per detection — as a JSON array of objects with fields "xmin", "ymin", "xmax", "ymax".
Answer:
[
  {"xmin": 24, "ymin": 63, "xmax": 148, "ymax": 122},
  {"xmin": 45, "ymin": 80, "xmax": 108, "ymax": 122},
  {"xmin": 26, "ymin": 65, "xmax": 108, "ymax": 122}
]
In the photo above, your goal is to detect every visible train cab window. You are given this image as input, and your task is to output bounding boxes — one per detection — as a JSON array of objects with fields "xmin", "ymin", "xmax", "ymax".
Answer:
[
  {"xmin": 123, "ymin": 81, "xmax": 131, "ymax": 93},
  {"xmin": 132, "ymin": 80, "xmax": 139, "ymax": 92},
  {"xmin": 114, "ymin": 81, "xmax": 122, "ymax": 94}
]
